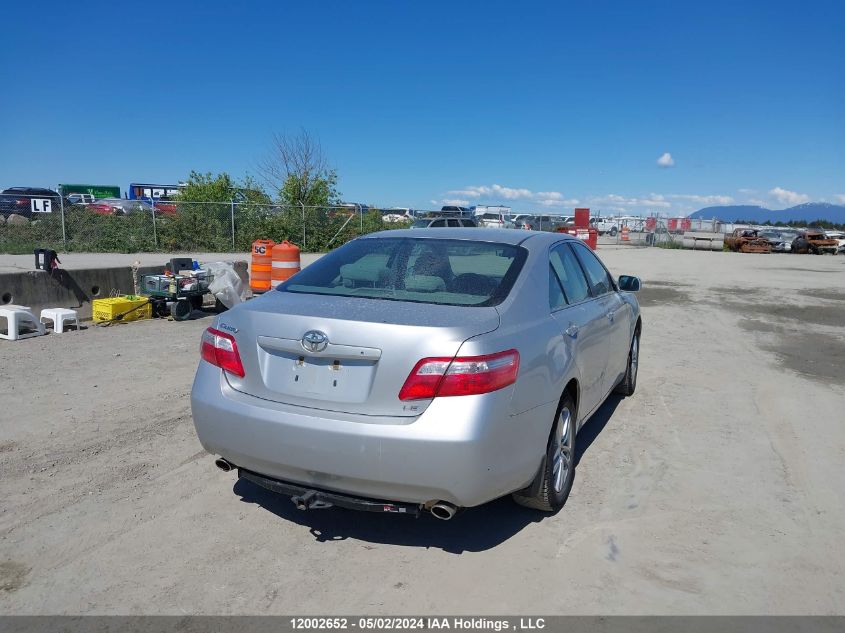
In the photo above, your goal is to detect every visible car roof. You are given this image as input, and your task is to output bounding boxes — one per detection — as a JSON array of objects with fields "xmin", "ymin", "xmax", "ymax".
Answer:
[{"xmin": 363, "ymin": 227, "xmax": 576, "ymax": 247}]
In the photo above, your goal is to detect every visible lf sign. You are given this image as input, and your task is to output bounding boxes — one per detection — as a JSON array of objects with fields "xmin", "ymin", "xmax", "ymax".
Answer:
[{"xmin": 31, "ymin": 198, "xmax": 53, "ymax": 213}]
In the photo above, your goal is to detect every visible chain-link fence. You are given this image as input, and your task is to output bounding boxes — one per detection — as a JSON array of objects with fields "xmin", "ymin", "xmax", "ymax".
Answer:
[
  {"xmin": 1, "ymin": 195, "xmax": 700, "ymax": 254},
  {"xmin": 0, "ymin": 196, "xmax": 420, "ymax": 254}
]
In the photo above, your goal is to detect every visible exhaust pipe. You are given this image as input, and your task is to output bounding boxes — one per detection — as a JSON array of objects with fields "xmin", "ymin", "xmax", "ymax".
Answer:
[
  {"xmin": 429, "ymin": 501, "xmax": 458, "ymax": 521},
  {"xmin": 214, "ymin": 457, "xmax": 235, "ymax": 472}
]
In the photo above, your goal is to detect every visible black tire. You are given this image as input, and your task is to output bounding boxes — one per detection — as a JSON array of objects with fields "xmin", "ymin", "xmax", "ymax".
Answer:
[
  {"xmin": 512, "ymin": 393, "xmax": 577, "ymax": 512},
  {"xmin": 170, "ymin": 299, "xmax": 192, "ymax": 321},
  {"xmin": 214, "ymin": 298, "xmax": 228, "ymax": 313},
  {"xmin": 615, "ymin": 329, "xmax": 640, "ymax": 396},
  {"xmin": 610, "ymin": 226, "xmax": 618, "ymax": 237},
  {"xmin": 189, "ymin": 295, "xmax": 204, "ymax": 311}
]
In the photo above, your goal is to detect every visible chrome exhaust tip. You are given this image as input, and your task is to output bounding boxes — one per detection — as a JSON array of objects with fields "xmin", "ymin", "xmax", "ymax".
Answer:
[
  {"xmin": 430, "ymin": 502, "xmax": 458, "ymax": 520},
  {"xmin": 214, "ymin": 457, "xmax": 235, "ymax": 472}
]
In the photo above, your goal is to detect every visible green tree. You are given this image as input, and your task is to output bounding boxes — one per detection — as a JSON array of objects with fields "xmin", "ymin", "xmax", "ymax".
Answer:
[{"xmin": 160, "ymin": 171, "xmax": 271, "ymax": 251}]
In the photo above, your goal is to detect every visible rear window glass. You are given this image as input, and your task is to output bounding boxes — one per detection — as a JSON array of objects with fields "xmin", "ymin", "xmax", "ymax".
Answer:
[{"xmin": 279, "ymin": 237, "xmax": 527, "ymax": 307}]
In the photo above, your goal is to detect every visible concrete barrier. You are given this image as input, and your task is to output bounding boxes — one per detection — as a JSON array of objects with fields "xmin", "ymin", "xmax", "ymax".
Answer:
[{"xmin": 0, "ymin": 261, "xmax": 249, "ymax": 321}]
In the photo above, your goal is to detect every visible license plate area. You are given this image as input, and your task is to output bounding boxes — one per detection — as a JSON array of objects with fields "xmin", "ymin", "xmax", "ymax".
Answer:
[{"xmin": 258, "ymin": 347, "xmax": 377, "ymax": 403}]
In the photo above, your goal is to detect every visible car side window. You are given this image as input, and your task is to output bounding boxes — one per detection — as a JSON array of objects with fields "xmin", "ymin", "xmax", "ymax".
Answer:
[
  {"xmin": 447, "ymin": 219, "xmax": 460, "ymax": 227},
  {"xmin": 549, "ymin": 265, "xmax": 567, "ymax": 311},
  {"xmin": 571, "ymin": 243, "xmax": 614, "ymax": 296},
  {"xmin": 550, "ymin": 244, "xmax": 590, "ymax": 304},
  {"xmin": 430, "ymin": 219, "xmax": 446, "ymax": 227}
]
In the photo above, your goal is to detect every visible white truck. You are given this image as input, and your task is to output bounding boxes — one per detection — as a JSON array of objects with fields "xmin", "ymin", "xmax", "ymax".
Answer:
[{"xmin": 590, "ymin": 216, "xmax": 619, "ymax": 236}]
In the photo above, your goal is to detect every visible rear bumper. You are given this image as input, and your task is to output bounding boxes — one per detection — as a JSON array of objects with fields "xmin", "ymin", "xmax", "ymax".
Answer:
[{"xmin": 191, "ymin": 362, "xmax": 552, "ymax": 507}]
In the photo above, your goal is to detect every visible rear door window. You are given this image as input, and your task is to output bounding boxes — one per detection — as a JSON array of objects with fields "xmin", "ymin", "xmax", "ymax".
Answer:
[
  {"xmin": 447, "ymin": 219, "xmax": 461, "ymax": 227},
  {"xmin": 571, "ymin": 243, "xmax": 614, "ymax": 296},
  {"xmin": 550, "ymin": 243, "xmax": 591, "ymax": 305},
  {"xmin": 429, "ymin": 219, "xmax": 446, "ymax": 227}
]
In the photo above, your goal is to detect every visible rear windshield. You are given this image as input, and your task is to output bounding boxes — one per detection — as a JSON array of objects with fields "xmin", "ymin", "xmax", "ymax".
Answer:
[{"xmin": 278, "ymin": 237, "xmax": 527, "ymax": 307}]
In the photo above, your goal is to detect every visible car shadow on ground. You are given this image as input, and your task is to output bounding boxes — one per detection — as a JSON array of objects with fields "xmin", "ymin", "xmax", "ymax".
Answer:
[
  {"xmin": 233, "ymin": 393, "xmax": 623, "ymax": 554},
  {"xmin": 575, "ymin": 394, "xmax": 622, "ymax": 466}
]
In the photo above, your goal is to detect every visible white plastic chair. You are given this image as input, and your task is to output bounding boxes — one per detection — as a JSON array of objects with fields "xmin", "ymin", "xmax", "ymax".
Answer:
[
  {"xmin": 0, "ymin": 305, "xmax": 46, "ymax": 341},
  {"xmin": 40, "ymin": 308, "xmax": 80, "ymax": 333}
]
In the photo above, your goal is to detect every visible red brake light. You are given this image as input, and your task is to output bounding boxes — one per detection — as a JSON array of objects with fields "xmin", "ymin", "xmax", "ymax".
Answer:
[
  {"xmin": 15, "ymin": 198, "xmax": 29, "ymax": 206},
  {"xmin": 398, "ymin": 349, "xmax": 519, "ymax": 400},
  {"xmin": 201, "ymin": 327, "xmax": 245, "ymax": 377}
]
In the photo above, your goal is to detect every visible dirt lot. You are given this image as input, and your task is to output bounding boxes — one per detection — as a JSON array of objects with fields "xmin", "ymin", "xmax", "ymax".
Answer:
[{"xmin": 1, "ymin": 247, "xmax": 844, "ymax": 614}]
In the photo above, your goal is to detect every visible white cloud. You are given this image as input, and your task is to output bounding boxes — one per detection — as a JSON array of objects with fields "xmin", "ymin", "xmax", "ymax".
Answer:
[
  {"xmin": 768, "ymin": 187, "xmax": 810, "ymax": 206},
  {"xmin": 539, "ymin": 197, "xmax": 580, "ymax": 207},
  {"xmin": 443, "ymin": 183, "xmax": 578, "ymax": 208},
  {"xmin": 666, "ymin": 194, "xmax": 734, "ymax": 205},
  {"xmin": 656, "ymin": 152, "xmax": 675, "ymax": 168},
  {"xmin": 438, "ymin": 198, "xmax": 470, "ymax": 207},
  {"xmin": 447, "ymin": 184, "xmax": 535, "ymax": 200},
  {"xmin": 834, "ymin": 194, "xmax": 845, "ymax": 204},
  {"xmin": 590, "ymin": 193, "xmax": 671, "ymax": 209}
]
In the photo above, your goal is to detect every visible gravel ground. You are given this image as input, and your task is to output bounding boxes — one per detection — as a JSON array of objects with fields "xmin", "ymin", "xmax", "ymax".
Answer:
[{"xmin": 1, "ymin": 247, "xmax": 844, "ymax": 614}]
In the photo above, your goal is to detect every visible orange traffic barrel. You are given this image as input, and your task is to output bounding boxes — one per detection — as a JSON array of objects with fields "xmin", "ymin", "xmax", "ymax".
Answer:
[
  {"xmin": 621, "ymin": 225, "xmax": 630, "ymax": 242},
  {"xmin": 271, "ymin": 241, "xmax": 301, "ymax": 288},
  {"xmin": 250, "ymin": 239, "xmax": 276, "ymax": 292}
]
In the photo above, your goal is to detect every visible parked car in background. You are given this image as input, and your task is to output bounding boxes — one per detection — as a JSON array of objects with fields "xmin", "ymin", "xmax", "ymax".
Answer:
[
  {"xmin": 88, "ymin": 198, "xmax": 156, "ymax": 216},
  {"xmin": 66, "ymin": 193, "xmax": 95, "ymax": 206},
  {"xmin": 531, "ymin": 215, "xmax": 562, "ymax": 231},
  {"xmin": 440, "ymin": 205, "xmax": 472, "ymax": 216},
  {"xmin": 791, "ymin": 230, "xmax": 838, "ymax": 255},
  {"xmin": 823, "ymin": 230, "xmax": 845, "ymax": 254},
  {"xmin": 411, "ymin": 217, "xmax": 477, "ymax": 228},
  {"xmin": 477, "ymin": 212, "xmax": 515, "ymax": 229},
  {"xmin": 0, "ymin": 187, "xmax": 64, "ymax": 219},
  {"xmin": 778, "ymin": 230, "xmax": 799, "ymax": 251},
  {"xmin": 191, "ymin": 229, "xmax": 642, "ymax": 518},
  {"xmin": 758, "ymin": 229, "xmax": 789, "ymax": 252},
  {"xmin": 153, "ymin": 196, "xmax": 178, "ymax": 216}
]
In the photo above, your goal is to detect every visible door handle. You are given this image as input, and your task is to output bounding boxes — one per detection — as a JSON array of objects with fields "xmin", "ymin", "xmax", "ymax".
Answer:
[{"xmin": 565, "ymin": 325, "xmax": 579, "ymax": 339}]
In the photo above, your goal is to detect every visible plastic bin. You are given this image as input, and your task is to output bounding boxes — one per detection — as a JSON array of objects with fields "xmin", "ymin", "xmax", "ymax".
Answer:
[{"xmin": 92, "ymin": 296, "xmax": 152, "ymax": 323}]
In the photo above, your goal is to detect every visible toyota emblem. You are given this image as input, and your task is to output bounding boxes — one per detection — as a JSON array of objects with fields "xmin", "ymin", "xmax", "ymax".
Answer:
[{"xmin": 301, "ymin": 330, "xmax": 329, "ymax": 353}]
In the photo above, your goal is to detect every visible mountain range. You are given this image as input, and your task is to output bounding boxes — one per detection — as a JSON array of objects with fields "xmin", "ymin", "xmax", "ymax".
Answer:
[{"xmin": 689, "ymin": 202, "xmax": 845, "ymax": 224}]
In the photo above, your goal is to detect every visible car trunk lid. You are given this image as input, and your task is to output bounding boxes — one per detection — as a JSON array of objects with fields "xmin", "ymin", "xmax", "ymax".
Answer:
[{"xmin": 219, "ymin": 290, "xmax": 500, "ymax": 417}]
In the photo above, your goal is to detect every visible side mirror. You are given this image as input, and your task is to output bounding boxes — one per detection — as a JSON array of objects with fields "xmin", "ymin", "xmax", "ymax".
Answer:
[{"xmin": 618, "ymin": 275, "xmax": 641, "ymax": 292}]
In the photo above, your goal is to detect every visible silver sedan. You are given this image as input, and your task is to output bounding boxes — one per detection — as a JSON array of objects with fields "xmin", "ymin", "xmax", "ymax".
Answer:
[{"xmin": 191, "ymin": 229, "xmax": 641, "ymax": 519}]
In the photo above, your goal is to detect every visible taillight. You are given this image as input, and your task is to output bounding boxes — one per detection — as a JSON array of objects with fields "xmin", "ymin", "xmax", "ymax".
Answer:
[
  {"xmin": 15, "ymin": 198, "xmax": 29, "ymax": 206},
  {"xmin": 200, "ymin": 327, "xmax": 245, "ymax": 377},
  {"xmin": 398, "ymin": 349, "xmax": 519, "ymax": 400}
]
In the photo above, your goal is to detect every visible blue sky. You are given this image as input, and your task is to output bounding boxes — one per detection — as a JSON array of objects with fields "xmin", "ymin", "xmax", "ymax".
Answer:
[{"xmin": 1, "ymin": 0, "xmax": 843, "ymax": 215}]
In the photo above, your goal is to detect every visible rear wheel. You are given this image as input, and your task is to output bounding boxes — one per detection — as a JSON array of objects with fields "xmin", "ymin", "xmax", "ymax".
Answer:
[
  {"xmin": 170, "ymin": 299, "xmax": 192, "ymax": 321},
  {"xmin": 512, "ymin": 393, "xmax": 576, "ymax": 512},
  {"xmin": 615, "ymin": 330, "xmax": 639, "ymax": 396},
  {"xmin": 610, "ymin": 226, "xmax": 618, "ymax": 237}
]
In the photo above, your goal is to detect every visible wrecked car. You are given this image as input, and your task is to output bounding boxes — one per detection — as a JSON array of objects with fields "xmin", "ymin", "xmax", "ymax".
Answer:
[
  {"xmin": 725, "ymin": 228, "xmax": 771, "ymax": 253},
  {"xmin": 791, "ymin": 230, "xmax": 838, "ymax": 255}
]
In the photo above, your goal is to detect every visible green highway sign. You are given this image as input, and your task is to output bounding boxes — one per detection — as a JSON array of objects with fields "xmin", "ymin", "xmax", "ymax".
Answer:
[{"xmin": 59, "ymin": 184, "xmax": 121, "ymax": 198}]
